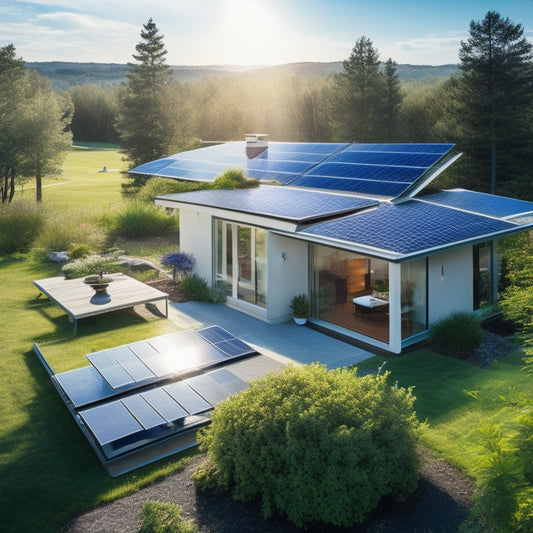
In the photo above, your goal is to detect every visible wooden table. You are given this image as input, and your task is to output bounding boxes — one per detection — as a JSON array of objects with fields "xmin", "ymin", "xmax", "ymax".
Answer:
[{"xmin": 34, "ymin": 273, "xmax": 169, "ymax": 333}]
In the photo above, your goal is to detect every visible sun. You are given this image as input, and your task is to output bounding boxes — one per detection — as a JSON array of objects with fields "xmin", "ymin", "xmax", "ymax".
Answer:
[{"xmin": 216, "ymin": 0, "xmax": 288, "ymax": 64}]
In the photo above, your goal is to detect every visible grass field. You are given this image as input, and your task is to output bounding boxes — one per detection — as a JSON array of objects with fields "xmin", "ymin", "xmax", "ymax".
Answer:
[{"xmin": 0, "ymin": 145, "xmax": 530, "ymax": 532}]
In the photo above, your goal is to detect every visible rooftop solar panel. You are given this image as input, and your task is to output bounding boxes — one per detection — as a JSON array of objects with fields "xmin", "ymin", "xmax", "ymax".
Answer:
[
  {"xmin": 158, "ymin": 186, "xmax": 378, "ymax": 223},
  {"xmin": 301, "ymin": 200, "xmax": 520, "ymax": 260},
  {"xmin": 420, "ymin": 189, "xmax": 533, "ymax": 219},
  {"xmin": 287, "ymin": 176, "xmax": 409, "ymax": 197}
]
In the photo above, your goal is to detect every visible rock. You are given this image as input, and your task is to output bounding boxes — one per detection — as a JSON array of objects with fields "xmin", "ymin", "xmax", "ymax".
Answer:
[
  {"xmin": 49, "ymin": 251, "xmax": 69, "ymax": 263},
  {"xmin": 117, "ymin": 255, "xmax": 163, "ymax": 273}
]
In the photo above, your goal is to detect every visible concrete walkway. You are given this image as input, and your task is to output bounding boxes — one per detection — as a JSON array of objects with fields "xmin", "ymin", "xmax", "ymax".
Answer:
[{"xmin": 168, "ymin": 301, "xmax": 374, "ymax": 370}]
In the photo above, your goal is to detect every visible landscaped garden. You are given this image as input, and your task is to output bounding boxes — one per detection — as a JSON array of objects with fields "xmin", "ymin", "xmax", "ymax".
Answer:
[{"xmin": 0, "ymin": 145, "xmax": 531, "ymax": 532}]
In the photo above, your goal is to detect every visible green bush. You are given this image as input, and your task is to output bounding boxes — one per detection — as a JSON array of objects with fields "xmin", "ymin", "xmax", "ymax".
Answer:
[
  {"xmin": 193, "ymin": 364, "xmax": 421, "ymax": 528},
  {"xmin": 62, "ymin": 255, "xmax": 121, "ymax": 279},
  {"xmin": 69, "ymin": 244, "xmax": 90, "ymax": 259},
  {"xmin": 429, "ymin": 311, "xmax": 484, "ymax": 356},
  {"xmin": 180, "ymin": 274, "xmax": 225, "ymax": 303},
  {"xmin": 102, "ymin": 202, "xmax": 178, "ymax": 237},
  {"xmin": 213, "ymin": 168, "xmax": 259, "ymax": 189},
  {"xmin": 35, "ymin": 207, "xmax": 106, "ymax": 256},
  {"xmin": 289, "ymin": 293, "xmax": 309, "ymax": 318},
  {"xmin": 0, "ymin": 201, "xmax": 44, "ymax": 255},
  {"xmin": 140, "ymin": 501, "xmax": 197, "ymax": 533},
  {"xmin": 136, "ymin": 178, "xmax": 210, "ymax": 203}
]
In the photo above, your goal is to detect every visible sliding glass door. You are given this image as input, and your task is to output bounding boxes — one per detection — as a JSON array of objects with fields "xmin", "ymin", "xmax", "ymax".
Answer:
[{"xmin": 215, "ymin": 219, "xmax": 266, "ymax": 307}]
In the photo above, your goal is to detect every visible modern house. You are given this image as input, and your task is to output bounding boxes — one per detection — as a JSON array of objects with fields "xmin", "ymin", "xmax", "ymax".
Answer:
[{"xmin": 130, "ymin": 135, "xmax": 533, "ymax": 354}]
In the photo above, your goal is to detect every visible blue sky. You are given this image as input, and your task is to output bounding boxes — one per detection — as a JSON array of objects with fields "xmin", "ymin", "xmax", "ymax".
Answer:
[{"xmin": 1, "ymin": 0, "xmax": 532, "ymax": 65}]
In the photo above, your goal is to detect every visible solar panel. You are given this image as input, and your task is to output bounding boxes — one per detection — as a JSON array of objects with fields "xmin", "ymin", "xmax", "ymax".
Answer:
[
  {"xmin": 141, "ymin": 388, "xmax": 188, "ymax": 422},
  {"xmin": 208, "ymin": 368, "xmax": 249, "ymax": 395},
  {"xmin": 121, "ymin": 395, "xmax": 167, "ymax": 429},
  {"xmin": 186, "ymin": 373, "xmax": 237, "ymax": 405},
  {"xmin": 53, "ymin": 366, "xmax": 115, "ymax": 408},
  {"xmin": 420, "ymin": 189, "xmax": 533, "ymax": 219},
  {"xmin": 163, "ymin": 381, "xmax": 212, "ymax": 414},
  {"xmin": 158, "ymin": 186, "xmax": 378, "ymax": 223},
  {"xmin": 302, "ymin": 200, "xmax": 519, "ymax": 260},
  {"xmin": 196, "ymin": 325, "xmax": 234, "ymax": 344},
  {"xmin": 79, "ymin": 401, "xmax": 143, "ymax": 446}
]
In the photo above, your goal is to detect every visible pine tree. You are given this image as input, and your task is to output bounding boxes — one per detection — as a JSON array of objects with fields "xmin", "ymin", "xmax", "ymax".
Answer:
[
  {"xmin": 116, "ymin": 19, "xmax": 189, "ymax": 188},
  {"xmin": 456, "ymin": 11, "xmax": 533, "ymax": 196},
  {"xmin": 332, "ymin": 37, "xmax": 403, "ymax": 142}
]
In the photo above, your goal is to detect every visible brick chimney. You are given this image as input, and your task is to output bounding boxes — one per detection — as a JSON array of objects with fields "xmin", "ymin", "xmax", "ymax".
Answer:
[{"xmin": 245, "ymin": 133, "xmax": 268, "ymax": 159}]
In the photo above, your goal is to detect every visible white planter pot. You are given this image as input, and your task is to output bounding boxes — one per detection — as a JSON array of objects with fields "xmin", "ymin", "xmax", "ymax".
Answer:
[{"xmin": 293, "ymin": 316, "xmax": 307, "ymax": 325}]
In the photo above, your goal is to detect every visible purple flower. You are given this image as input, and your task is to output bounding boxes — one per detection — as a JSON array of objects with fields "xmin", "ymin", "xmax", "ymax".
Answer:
[{"xmin": 161, "ymin": 252, "xmax": 196, "ymax": 281}]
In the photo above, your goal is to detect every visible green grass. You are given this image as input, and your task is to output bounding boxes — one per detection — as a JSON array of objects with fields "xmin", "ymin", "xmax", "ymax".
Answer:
[{"xmin": 356, "ymin": 348, "xmax": 530, "ymax": 479}]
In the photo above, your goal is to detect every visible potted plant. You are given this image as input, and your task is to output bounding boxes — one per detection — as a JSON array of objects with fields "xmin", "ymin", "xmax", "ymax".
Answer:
[{"xmin": 290, "ymin": 294, "xmax": 309, "ymax": 325}]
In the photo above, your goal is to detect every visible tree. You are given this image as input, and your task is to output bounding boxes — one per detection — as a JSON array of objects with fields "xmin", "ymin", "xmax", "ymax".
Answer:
[
  {"xmin": 379, "ymin": 58, "xmax": 403, "ymax": 141},
  {"xmin": 455, "ymin": 11, "xmax": 533, "ymax": 195},
  {"xmin": 116, "ymin": 18, "xmax": 190, "ymax": 189},
  {"xmin": 0, "ymin": 45, "xmax": 71, "ymax": 204}
]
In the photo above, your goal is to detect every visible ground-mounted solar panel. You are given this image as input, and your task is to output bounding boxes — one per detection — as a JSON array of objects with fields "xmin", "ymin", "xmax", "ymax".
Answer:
[
  {"xmin": 141, "ymin": 388, "xmax": 189, "ymax": 423},
  {"xmin": 121, "ymin": 395, "xmax": 167, "ymax": 430},
  {"xmin": 163, "ymin": 381, "xmax": 212, "ymax": 415},
  {"xmin": 187, "ymin": 372, "xmax": 240, "ymax": 405},
  {"xmin": 301, "ymin": 200, "xmax": 519, "ymax": 260},
  {"xmin": 128, "ymin": 340, "xmax": 176, "ymax": 378},
  {"xmin": 207, "ymin": 368, "xmax": 249, "ymax": 395},
  {"xmin": 110, "ymin": 346, "xmax": 154, "ymax": 382},
  {"xmin": 79, "ymin": 400, "xmax": 143, "ymax": 446},
  {"xmin": 53, "ymin": 366, "xmax": 116, "ymax": 408}
]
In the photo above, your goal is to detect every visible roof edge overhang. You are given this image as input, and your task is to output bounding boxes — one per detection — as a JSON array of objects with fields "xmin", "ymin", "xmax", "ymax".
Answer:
[
  {"xmin": 281, "ymin": 221, "xmax": 533, "ymax": 263},
  {"xmin": 392, "ymin": 151, "xmax": 462, "ymax": 203}
]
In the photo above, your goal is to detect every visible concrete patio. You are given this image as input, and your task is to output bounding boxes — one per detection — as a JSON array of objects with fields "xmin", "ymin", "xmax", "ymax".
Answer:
[{"xmin": 167, "ymin": 301, "xmax": 375, "ymax": 372}]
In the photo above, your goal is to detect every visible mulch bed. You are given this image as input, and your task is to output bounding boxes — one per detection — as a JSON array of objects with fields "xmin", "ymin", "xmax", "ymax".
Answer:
[
  {"xmin": 64, "ymin": 447, "xmax": 474, "ymax": 533},
  {"xmin": 146, "ymin": 278, "xmax": 193, "ymax": 304}
]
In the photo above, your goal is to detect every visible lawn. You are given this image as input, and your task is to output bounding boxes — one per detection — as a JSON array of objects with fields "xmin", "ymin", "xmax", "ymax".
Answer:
[{"xmin": 0, "ymin": 144, "xmax": 530, "ymax": 532}]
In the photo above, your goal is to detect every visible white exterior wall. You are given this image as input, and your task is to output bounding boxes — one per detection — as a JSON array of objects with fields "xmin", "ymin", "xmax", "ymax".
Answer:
[
  {"xmin": 266, "ymin": 233, "xmax": 309, "ymax": 323},
  {"xmin": 179, "ymin": 208, "xmax": 213, "ymax": 284},
  {"xmin": 428, "ymin": 246, "xmax": 473, "ymax": 324}
]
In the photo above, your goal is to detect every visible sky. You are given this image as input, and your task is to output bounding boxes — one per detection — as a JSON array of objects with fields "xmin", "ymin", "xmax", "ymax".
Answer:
[{"xmin": 1, "ymin": 0, "xmax": 532, "ymax": 66}]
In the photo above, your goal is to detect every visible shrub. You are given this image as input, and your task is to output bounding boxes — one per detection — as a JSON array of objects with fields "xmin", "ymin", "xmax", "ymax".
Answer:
[
  {"xmin": 69, "ymin": 244, "xmax": 90, "ymax": 259},
  {"xmin": 161, "ymin": 252, "xmax": 195, "ymax": 282},
  {"xmin": 102, "ymin": 202, "xmax": 178, "ymax": 237},
  {"xmin": 213, "ymin": 168, "xmax": 259, "ymax": 189},
  {"xmin": 35, "ymin": 207, "xmax": 106, "ymax": 257},
  {"xmin": 0, "ymin": 201, "xmax": 44, "ymax": 255},
  {"xmin": 429, "ymin": 311, "xmax": 484, "ymax": 356},
  {"xmin": 180, "ymin": 274, "xmax": 225, "ymax": 303},
  {"xmin": 140, "ymin": 501, "xmax": 197, "ymax": 533},
  {"xmin": 193, "ymin": 364, "xmax": 421, "ymax": 528},
  {"xmin": 62, "ymin": 255, "xmax": 121, "ymax": 279},
  {"xmin": 136, "ymin": 178, "xmax": 210, "ymax": 203}
]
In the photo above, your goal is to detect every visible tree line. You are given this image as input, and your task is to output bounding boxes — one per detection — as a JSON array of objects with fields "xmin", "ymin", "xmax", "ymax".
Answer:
[{"xmin": 1, "ymin": 10, "xmax": 532, "ymax": 204}]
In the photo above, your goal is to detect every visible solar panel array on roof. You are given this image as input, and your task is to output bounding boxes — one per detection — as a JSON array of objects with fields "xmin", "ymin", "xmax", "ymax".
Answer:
[
  {"xmin": 301, "ymin": 199, "xmax": 520, "ymax": 261},
  {"xmin": 288, "ymin": 143, "xmax": 455, "ymax": 197},
  {"xmin": 419, "ymin": 189, "xmax": 533, "ymax": 220},
  {"xmin": 159, "ymin": 185, "xmax": 379, "ymax": 223},
  {"xmin": 130, "ymin": 141, "xmax": 455, "ymax": 199}
]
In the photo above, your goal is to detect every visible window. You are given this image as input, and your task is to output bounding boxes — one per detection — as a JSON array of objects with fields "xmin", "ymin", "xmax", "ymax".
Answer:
[{"xmin": 214, "ymin": 219, "xmax": 266, "ymax": 308}]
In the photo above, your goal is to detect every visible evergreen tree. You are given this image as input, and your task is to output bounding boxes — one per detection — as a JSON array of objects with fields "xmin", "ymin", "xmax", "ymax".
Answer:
[
  {"xmin": 455, "ymin": 11, "xmax": 533, "ymax": 196},
  {"xmin": 116, "ymin": 18, "xmax": 190, "ymax": 189},
  {"xmin": 332, "ymin": 37, "xmax": 403, "ymax": 142}
]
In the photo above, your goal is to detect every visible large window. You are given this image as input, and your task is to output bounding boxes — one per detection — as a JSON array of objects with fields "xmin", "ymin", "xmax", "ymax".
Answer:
[
  {"xmin": 401, "ymin": 258, "xmax": 427, "ymax": 339},
  {"xmin": 214, "ymin": 219, "xmax": 266, "ymax": 307},
  {"xmin": 311, "ymin": 245, "xmax": 389, "ymax": 343}
]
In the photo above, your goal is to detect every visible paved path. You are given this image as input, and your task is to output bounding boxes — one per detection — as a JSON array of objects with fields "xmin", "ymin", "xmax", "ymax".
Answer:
[{"xmin": 168, "ymin": 301, "xmax": 374, "ymax": 369}]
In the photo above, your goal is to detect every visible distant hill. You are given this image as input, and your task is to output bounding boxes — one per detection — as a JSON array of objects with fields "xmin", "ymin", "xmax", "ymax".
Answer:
[{"xmin": 25, "ymin": 61, "xmax": 458, "ymax": 90}]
